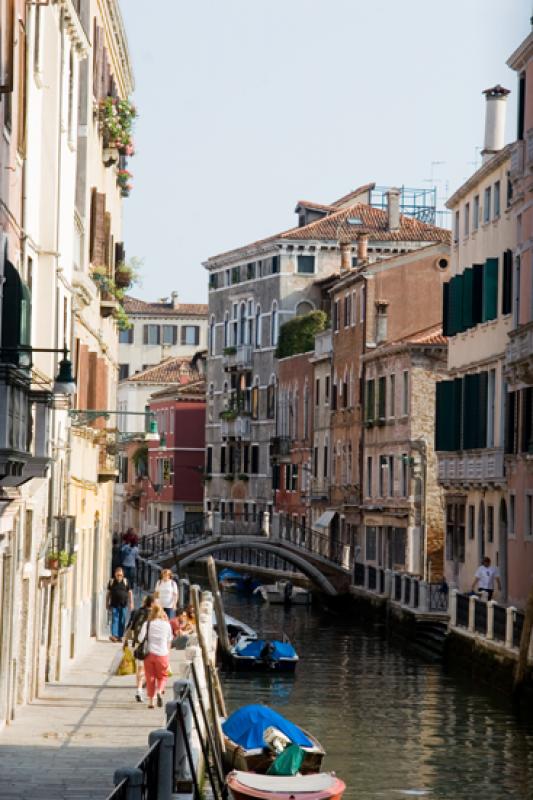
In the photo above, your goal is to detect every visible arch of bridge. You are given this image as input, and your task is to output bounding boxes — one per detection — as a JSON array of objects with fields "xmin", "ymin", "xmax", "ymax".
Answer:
[{"xmin": 176, "ymin": 537, "xmax": 338, "ymax": 596}]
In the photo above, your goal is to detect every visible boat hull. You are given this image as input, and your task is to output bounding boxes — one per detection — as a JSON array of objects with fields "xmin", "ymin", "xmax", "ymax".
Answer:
[
  {"xmin": 225, "ymin": 654, "xmax": 298, "ymax": 673},
  {"xmin": 227, "ymin": 771, "xmax": 345, "ymax": 800}
]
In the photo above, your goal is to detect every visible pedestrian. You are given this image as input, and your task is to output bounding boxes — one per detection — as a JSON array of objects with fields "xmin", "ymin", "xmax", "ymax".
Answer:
[
  {"xmin": 106, "ymin": 567, "xmax": 134, "ymax": 642},
  {"xmin": 154, "ymin": 569, "xmax": 179, "ymax": 618},
  {"xmin": 138, "ymin": 603, "xmax": 173, "ymax": 709},
  {"xmin": 124, "ymin": 594, "xmax": 154, "ymax": 703},
  {"xmin": 120, "ymin": 537, "xmax": 139, "ymax": 589},
  {"xmin": 472, "ymin": 556, "xmax": 501, "ymax": 601}
]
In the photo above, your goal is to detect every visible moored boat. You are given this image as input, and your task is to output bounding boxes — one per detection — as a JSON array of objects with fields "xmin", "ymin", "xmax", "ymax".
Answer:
[
  {"xmin": 222, "ymin": 704, "xmax": 325, "ymax": 775},
  {"xmin": 227, "ymin": 771, "xmax": 346, "ymax": 800},
  {"xmin": 219, "ymin": 568, "xmax": 261, "ymax": 595},
  {"xmin": 226, "ymin": 635, "xmax": 299, "ymax": 672},
  {"xmin": 256, "ymin": 581, "xmax": 312, "ymax": 606}
]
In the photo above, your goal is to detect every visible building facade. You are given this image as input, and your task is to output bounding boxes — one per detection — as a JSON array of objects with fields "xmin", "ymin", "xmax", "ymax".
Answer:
[{"xmin": 436, "ymin": 88, "xmax": 514, "ymax": 599}]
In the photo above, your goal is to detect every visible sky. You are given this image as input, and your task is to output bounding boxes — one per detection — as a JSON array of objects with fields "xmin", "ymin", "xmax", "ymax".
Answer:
[{"xmin": 120, "ymin": 0, "xmax": 531, "ymax": 305}]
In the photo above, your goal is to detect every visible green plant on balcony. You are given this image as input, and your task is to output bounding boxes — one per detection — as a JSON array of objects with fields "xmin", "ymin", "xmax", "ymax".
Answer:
[
  {"xmin": 99, "ymin": 96, "xmax": 137, "ymax": 154},
  {"xmin": 90, "ymin": 266, "xmax": 132, "ymax": 330},
  {"xmin": 220, "ymin": 408, "xmax": 238, "ymax": 421},
  {"xmin": 132, "ymin": 444, "xmax": 148, "ymax": 476},
  {"xmin": 116, "ymin": 168, "xmax": 133, "ymax": 198},
  {"xmin": 237, "ymin": 473, "xmax": 249, "ymax": 482},
  {"xmin": 223, "ymin": 346, "xmax": 237, "ymax": 356},
  {"xmin": 47, "ymin": 550, "xmax": 73, "ymax": 569},
  {"xmin": 276, "ymin": 310, "xmax": 328, "ymax": 359},
  {"xmin": 224, "ymin": 473, "xmax": 235, "ymax": 481}
]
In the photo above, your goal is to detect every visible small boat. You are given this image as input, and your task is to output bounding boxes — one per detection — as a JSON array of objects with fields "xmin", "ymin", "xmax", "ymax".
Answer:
[
  {"xmin": 222, "ymin": 704, "xmax": 325, "ymax": 775},
  {"xmin": 213, "ymin": 612, "xmax": 257, "ymax": 642},
  {"xmin": 227, "ymin": 771, "xmax": 346, "ymax": 800},
  {"xmin": 256, "ymin": 580, "xmax": 312, "ymax": 606},
  {"xmin": 219, "ymin": 568, "xmax": 261, "ymax": 595},
  {"xmin": 227, "ymin": 635, "xmax": 299, "ymax": 673}
]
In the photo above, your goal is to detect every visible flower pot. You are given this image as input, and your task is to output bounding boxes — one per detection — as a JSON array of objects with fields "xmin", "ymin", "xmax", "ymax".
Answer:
[
  {"xmin": 115, "ymin": 269, "xmax": 132, "ymax": 288},
  {"xmin": 47, "ymin": 558, "xmax": 59, "ymax": 570},
  {"xmin": 103, "ymin": 147, "xmax": 119, "ymax": 167}
]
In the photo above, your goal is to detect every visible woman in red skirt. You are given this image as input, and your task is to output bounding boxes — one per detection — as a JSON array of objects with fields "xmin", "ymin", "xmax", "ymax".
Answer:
[{"xmin": 138, "ymin": 603, "xmax": 173, "ymax": 708}]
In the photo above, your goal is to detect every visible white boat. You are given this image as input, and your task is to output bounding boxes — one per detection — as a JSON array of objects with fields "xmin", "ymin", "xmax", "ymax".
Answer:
[{"xmin": 257, "ymin": 581, "xmax": 312, "ymax": 606}]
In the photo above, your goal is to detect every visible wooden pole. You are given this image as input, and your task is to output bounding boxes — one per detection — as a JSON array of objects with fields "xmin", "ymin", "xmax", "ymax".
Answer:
[
  {"xmin": 514, "ymin": 584, "xmax": 533, "ymax": 695},
  {"xmin": 206, "ymin": 556, "xmax": 231, "ymax": 655}
]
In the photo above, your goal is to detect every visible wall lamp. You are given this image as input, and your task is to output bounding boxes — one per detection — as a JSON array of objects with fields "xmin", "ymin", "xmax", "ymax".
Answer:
[{"xmin": 0, "ymin": 346, "xmax": 76, "ymax": 396}]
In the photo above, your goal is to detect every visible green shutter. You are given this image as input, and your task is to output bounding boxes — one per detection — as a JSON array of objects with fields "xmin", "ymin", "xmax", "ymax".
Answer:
[
  {"xmin": 449, "ymin": 275, "xmax": 464, "ymax": 335},
  {"xmin": 482, "ymin": 258, "xmax": 498, "ymax": 322},
  {"xmin": 436, "ymin": 381, "xmax": 458, "ymax": 451},
  {"xmin": 461, "ymin": 268, "xmax": 473, "ymax": 331},
  {"xmin": 442, "ymin": 282, "xmax": 450, "ymax": 336},
  {"xmin": 472, "ymin": 264, "xmax": 484, "ymax": 325},
  {"xmin": 1, "ymin": 261, "xmax": 32, "ymax": 365}
]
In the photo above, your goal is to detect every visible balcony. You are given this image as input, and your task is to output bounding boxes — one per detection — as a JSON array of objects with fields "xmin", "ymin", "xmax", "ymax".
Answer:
[
  {"xmin": 313, "ymin": 330, "xmax": 332, "ymax": 359},
  {"xmin": 222, "ymin": 345, "xmax": 253, "ymax": 371},
  {"xmin": 98, "ymin": 446, "xmax": 118, "ymax": 481},
  {"xmin": 510, "ymin": 140, "xmax": 525, "ymax": 181},
  {"xmin": 437, "ymin": 448, "xmax": 505, "ymax": 487},
  {"xmin": 270, "ymin": 436, "xmax": 291, "ymax": 458},
  {"xmin": 505, "ymin": 320, "xmax": 533, "ymax": 387},
  {"xmin": 310, "ymin": 478, "xmax": 330, "ymax": 502},
  {"xmin": 221, "ymin": 415, "xmax": 251, "ymax": 440}
]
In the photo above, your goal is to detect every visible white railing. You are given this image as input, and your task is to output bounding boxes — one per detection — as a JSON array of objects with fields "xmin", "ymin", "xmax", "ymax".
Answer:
[
  {"xmin": 437, "ymin": 449, "xmax": 505, "ymax": 484},
  {"xmin": 222, "ymin": 344, "xmax": 253, "ymax": 370},
  {"xmin": 220, "ymin": 415, "xmax": 251, "ymax": 440},
  {"xmin": 449, "ymin": 590, "xmax": 532, "ymax": 660},
  {"xmin": 314, "ymin": 330, "xmax": 332, "ymax": 358}
]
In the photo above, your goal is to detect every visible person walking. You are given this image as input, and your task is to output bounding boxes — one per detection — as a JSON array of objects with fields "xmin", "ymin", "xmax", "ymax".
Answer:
[
  {"xmin": 124, "ymin": 594, "xmax": 154, "ymax": 703},
  {"xmin": 138, "ymin": 603, "xmax": 173, "ymax": 709},
  {"xmin": 120, "ymin": 538, "xmax": 139, "ymax": 589},
  {"xmin": 107, "ymin": 567, "xmax": 133, "ymax": 642},
  {"xmin": 155, "ymin": 569, "xmax": 179, "ymax": 618},
  {"xmin": 472, "ymin": 556, "xmax": 501, "ymax": 601}
]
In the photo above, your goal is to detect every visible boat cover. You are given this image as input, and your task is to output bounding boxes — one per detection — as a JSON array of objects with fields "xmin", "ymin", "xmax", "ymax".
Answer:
[
  {"xmin": 222, "ymin": 705, "xmax": 312, "ymax": 750},
  {"xmin": 229, "ymin": 771, "xmax": 336, "ymax": 792},
  {"xmin": 235, "ymin": 639, "xmax": 297, "ymax": 660},
  {"xmin": 218, "ymin": 568, "xmax": 244, "ymax": 581}
]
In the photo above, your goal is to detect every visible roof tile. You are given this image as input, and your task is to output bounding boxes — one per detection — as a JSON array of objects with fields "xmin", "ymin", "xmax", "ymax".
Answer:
[{"xmin": 123, "ymin": 295, "xmax": 208, "ymax": 317}]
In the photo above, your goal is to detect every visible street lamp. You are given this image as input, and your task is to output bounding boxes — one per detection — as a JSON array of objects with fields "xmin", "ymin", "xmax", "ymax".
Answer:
[{"xmin": 0, "ymin": 345, "xmax": 76, "ymax": 396}]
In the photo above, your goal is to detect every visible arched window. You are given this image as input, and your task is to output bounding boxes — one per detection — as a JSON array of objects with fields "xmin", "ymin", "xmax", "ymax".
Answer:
[
  {"xmin": 271, "ymin": 302, "xmax": 278, "ymax": 347},
  {"xmin": 255, "ymin": 305, "xmax": 261, "ymax": 348},
  {"xmin": 295, "ymin": 300, "xmax": 314, "ymax": 317},
  {"xmin": 224, "ymin": 312, "xmax": 229, "ymax": 348},
  {"xmin": 208, "ymin": 316, "xmax": 215, "ymax": 356}
]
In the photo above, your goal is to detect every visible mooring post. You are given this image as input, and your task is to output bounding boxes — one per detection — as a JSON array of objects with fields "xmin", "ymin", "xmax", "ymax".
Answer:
[
  {"xmin": 113, "ymin": 768, "xmax": 143, "ymax": 800},
  {"xmin": 149, "ymin": 729, "xmax": 174, "ymax": 800}
]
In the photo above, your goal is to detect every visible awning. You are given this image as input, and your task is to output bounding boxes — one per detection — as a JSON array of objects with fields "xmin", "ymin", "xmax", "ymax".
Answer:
[{"xmin": 314, "ymin": 510, "xmax": 336, "ymax": 528}]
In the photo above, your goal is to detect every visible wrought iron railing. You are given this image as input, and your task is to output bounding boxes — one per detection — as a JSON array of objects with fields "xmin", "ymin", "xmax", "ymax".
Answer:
[
  {"xmin": 278, "ymin": 514, "xmax": 352, "ymax": 570},
  {"xmin": 428, "ymin": 582, "xmax": 449, "ymax": 612},
  {"xmin": 474, "ymin": 598, "xmax": 487, "ymax": 634},
  {"xmin": 140, "ymin": 514, "xmax": 210, "ymax": 559}
]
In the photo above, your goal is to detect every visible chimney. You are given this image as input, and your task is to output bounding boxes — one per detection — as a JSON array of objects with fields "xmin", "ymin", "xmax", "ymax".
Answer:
[
  {"xmin": 340, "ymin": 241, "xmax": 351, "ymax": 271},
  {"xmin": 481, "ymin": 85, "xmax": 510, "ymax": 164},
  {"xmin": 357, "ymin": 235, "xmax": 369, "ymax": 264},
  {"xmin": 386, "ymin": 188, "xmax": 401, "ymax": 231},
  {"xmin": 171, "ymin": 290, "xmax": 179, "ymax": 309}
]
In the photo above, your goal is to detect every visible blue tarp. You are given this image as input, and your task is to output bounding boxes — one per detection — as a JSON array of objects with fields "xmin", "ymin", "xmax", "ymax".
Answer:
[
  {"xmin": 222, "ymin": 704, "xmax": 312, "ymax": 750},
  {"xmin": 218, "ymin": 568, "xmax": 244, "ymax": 581},
  {"xmin": 235, "ymin": 639, "xmax": 297, "ymax": 660}
]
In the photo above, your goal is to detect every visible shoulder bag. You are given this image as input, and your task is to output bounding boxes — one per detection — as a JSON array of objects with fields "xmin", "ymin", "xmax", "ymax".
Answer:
[{"xmin": 134, "ymin": 621, "xmax": 151, "ymax": 661}]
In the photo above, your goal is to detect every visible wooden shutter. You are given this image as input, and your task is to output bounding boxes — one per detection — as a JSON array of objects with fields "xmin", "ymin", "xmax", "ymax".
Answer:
[
  {"xmin": 461, "ymin": 268, "xmax": 473, "ymax": 331},
  {"xmin": 104, "ymin": 212, "xmax": 112, "ymax": 267},
  {"xmin": 482, "ymin": 258, "xmax": 498, "ymax": 322},
  {"xmin": 194, "ymin": 326, "xmax": 199, "ymax": 345},
  {"xmin": 502, "ymin": 250, "xmax": 513, "ymax": 315},
  {"xmin": 115, "ymin": 242, "xmax": 125, "ymax": 266},
  {"xmin": 505, "ymin": 391, "xmax": 518, "ymax": 454},
  {"xmin": 472, "ymin": 264, "xmax": 484, "ymax": 325},
  {"xmin": 436, "ymin": 380, "xmax": 460, "ymax": 451},
  {"xmin": 449, "ymin": 275, "xmax": 463, "ymax": 335},
  {"xmin": 90, "ymin": 189, "xmax": 106, "ymax": 265},
  {"xmin": 442, "ymin": 282, "xmax": 450, "ymax": 336}
]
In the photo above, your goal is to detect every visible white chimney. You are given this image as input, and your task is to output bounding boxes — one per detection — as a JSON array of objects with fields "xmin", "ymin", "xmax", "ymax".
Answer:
[
  {"xmin": 481, "ymin": 85, "xmax": 510, "ymax": 164},
  {"xmin": 171, "ymin": 290, "xmax": 179, "ymax": 309},
  {"xmin": 386, "ymin": 188, "xmax": 401, "ymax": 231}
]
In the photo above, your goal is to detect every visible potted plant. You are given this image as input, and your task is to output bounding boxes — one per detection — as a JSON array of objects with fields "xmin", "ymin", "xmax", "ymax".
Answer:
[
  {"xmin": 223, "ymin": 346, "xmax": 237, "ymax": 356},
  {"xmin": 224, "ymin": 473, "xmax": 235, "ymax": 481},
  {"xmin": 115, "ymin": 262, "xmax": 133, "ymax": 288},
  {"xmin": 116, "ymin": 168, "xmax": 133, "ymax": 197},
  {"xmin": 99, "ymin": 97, "xmax": 137, "ymax": 162},
  {"xmin": 220, "ymin": 409, "xmax": 238, "ymax": 422},
  {"xmin": 237, "ymin": 473, "xmax": 249, "ymax": 482},
  {"xmin": 47, "ymin": 551, "xmax": 60, "ymax": 570}
]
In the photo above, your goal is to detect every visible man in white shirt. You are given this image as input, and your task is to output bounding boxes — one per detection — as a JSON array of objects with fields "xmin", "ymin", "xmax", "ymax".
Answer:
[{"xmin": 472, "ymin": 556, "xmax": 501, "ymax": 601}]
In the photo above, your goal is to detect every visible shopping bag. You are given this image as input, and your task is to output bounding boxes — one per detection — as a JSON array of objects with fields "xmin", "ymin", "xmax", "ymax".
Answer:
[
  {"xmin": 108, "ymin": 648, "xmax": 124, "ymax": 676},
  {"xmin": 117, "ymin": 646, "xmax": 136, "ymax": 676}
]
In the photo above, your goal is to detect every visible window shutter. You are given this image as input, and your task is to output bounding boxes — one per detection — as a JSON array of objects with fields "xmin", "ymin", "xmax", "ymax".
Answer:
[
  {"xmin": 482, "ymin": 258, "xmax": 498, "ymax": 322},
  {"xmin": 502, "ymin": 250, "xmax": 513, "ymax": 315},
  {"xmin": 449, "ymin": 275, "xmax": 463, "ymax": 335},
  {"xmin": 143, "ymin": 325, "xmax": 148, "ymax": 345},
  {"xmin": 453, "ymin": 377, "xmax": 463, "ymax": 451},
  {"xmin": 472, "ymin": 264, "xmax": 484, "ymax": 325},
  {"xmin": 194, "ymin": 326, "xmax": 199, "ymax": 345},
  {"xmin": 436, "ymin": 380, "xmax": 460, "ymax": 451},
  {"xmin": 462, "ymin": 373, "xmax": 480, "ymax": 449},
  {"xmin": 461, "ymin": 268, "xmax": 474, "ymax": 331},
  {"xmin": 104, "ymin": 212, "xmax": 112, "ymax": 267},
  {"xmin": 477, "ymin": 371, "xmax": 488, "ymax": 448},
  {"xmin": 442, "ymin": 282, "xmax": 450, "ymax": 336},
  {"xmin": 172, "ymin": 326, "xmax": 178, "ymax": 345},
  {"xmin": 505, "ymin": 392, "xmax": 517, "ymax": 454},
  {"xmin": 115, "ymin": 241, "xmax": 125, "ymax": 266},
  {"xmin": 90, "ymin": 189, "xmax": 106, "ymax": 265}
]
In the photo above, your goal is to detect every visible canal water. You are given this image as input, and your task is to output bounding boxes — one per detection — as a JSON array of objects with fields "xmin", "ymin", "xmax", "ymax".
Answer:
[{"xmin": 218, "ymin": 593, "xmax": 533, "ymax": 800}]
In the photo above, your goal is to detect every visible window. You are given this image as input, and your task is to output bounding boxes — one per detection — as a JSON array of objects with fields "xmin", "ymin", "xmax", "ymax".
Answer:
[
  {"xmin": 342, "ymin": 378, "xmax": 348, "ymax": 408},
  {"xmin": 388, "ymin": 456, "xmax": 394, "ymax": 497},
  {"xmin": 365, "ymin": 527, "xmax": 377, "ymax": 561},
  {"xmin": 366, "ymin": 456, "xmax": 373, "ymax": 497},
  {"xmin": 509, "ymin": 494, "xmax": 516, "ymax": 535},
  {"xmin": 119, "ymin": 327, "xmax": 134, "ymax": 344},
  {"xmin": 453, "ymin": 211, "xmax": 459, "ymax": 243},
  {"xmin": 333, "ymin": 301, "xmax": 340, "ymax": 332},
  {"xmin": 502, "ymin": 249, "xmax": 513, "ymax": 315},
  {"xmin": 231, "ymin": 266, "xmax": 240, "ymax": 284},
  {"xmin": 527, "ymin": 495, "xmax": 533, "ymax": 540},
  {"xmin": 220, "ymin": 445, "xmax": 226, "ymax": 474},
  {"xmin": 251, "ymin": 444, "xmax": 260, "ymax": 474},
  {"xmin": 271, "ymin": 303, "xmax": 278, "ymax": 346},
  {"xmin": 297, "ymin": 255, "xmax": 315, "ymax": 274},
  {"xmin": 144, "ymin": 324, "xmax": 160, "ymax": 345},
  {"xmin": 483, "ymin": 186, "xmax": 491, "ymax": 223},
  {"xmin": 401, "ymin": 455, "xmax": 408, "ymax": 497},
  {"xmin": 344, "ymin": 294, "xmax": 351, "ymax": 327},
  {"xmin": 284, "ymin": 464, "xmax": 291, "ymax": 491},
  {"xmin": 473, "ymin": 195, "xmax": 480, "ymax": 231},
  {"xmin": 389, "ymin": 374, "xmax": 395, "ymax": 417},
  {"xmin": 468, "ymin": 505, "xmax": 475, "ymax": 540},
  {"xmin": 402, "ymin": 371, "xmax": 409, "ymax": 416},
  {"xmin": 323, "ymin": 441, "xmax": 328, "ymax": 478},
  {"xmin": 206, "ymin": 447, "xmax": 213, "ymax": 474},
  {"xmin": 378, "ymin": 377, "xmax": 386, "ymax": 420},
  {"xmin": 365, "ymin": 379, "xmax": 375, "ymax": 421},
  {"xmin": 464, "ymin": 203, "xmax": 470, "ymax": 237},
  {"xmin": 352, "ymin": 290, "xmax": 357, "ymax": 325},
  {"xmin": 291, "ymin": 464, "xmax": 298, "ymax": 492},
  {"xmin": 209, "ymin": 273, "xmax": 218, "ymax": 290},
  {"xmin": 487, "ymin": 505, "xmax": 494, "ymax": 543},
  {"xmin": 118, "ymin": 364, "xmax": 129, "ymax": 381},
  {"xmin": 224, "ymin": 312, "xmax": 229, "ymax": 347},
  {"xmin": 209, "ymin": 317, "xmax": 215, "ymax": 356},
  {"xmin": 445, "ymin": 501, "xmax": 466, "ymax": 563},
  {"xmin": 379, "ymin": 455, "xmax": 386, "ymax": 497},
  {"xmin": 375, "ymin": 303, "xmax": 388, "ymax": 343},
  {"xmin": 162, "ymin": 325, "xmax": 177, "ymax": 345},
  {"xmin": 315, "ymin": 378, "xmax": 320, "ymax": 405},
  {"xmin": 241, "ymin": 444, "xmax": 250, "ymax": 474},
  {"xmin": 313, "ymin": 447, "xmax": 318, "ymax": 478},
  {"xmin": 247, "ymin": 262, "xmax": 255, "ymax": 280},
  {"xmin": 493, "ymin": 181, "xmax": 501, "ymax": 218},
  {"xmin": 266, "ymin": 384, "xmax": 275, "ymax": 419},
  {"xmin": 181, "ymin": 326, "xmax": 199, "ymax": 345},
  {"xmin": 272, "ymin": 255, "xmax": 280, "ymax": 274},
  {"xmin": 325, "ymin": 376, "xmax": 330, "ymax": 404},
  {"xmin": 255, "ymin": 305, "xmax": 262, "ymax": 347}
]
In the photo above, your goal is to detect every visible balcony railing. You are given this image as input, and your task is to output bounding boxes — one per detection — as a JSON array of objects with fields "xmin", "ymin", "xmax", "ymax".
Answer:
[
  {"xmin": 510, "ymin": 140, "xmax": 525, "ymax": 180},
  {"xmin": 437, "ymin": 448, "xmax": 505, "ymax": 485},
  {"xmin": 220, "ymin": 415, "xmax": 251, "ymax": 440},
  {"xmin": 314, "ymin": 330, "xmax": 332, "ymax": 359},
  {"xmin": 222, "ymin": 344, "xmax": 253, "ymax": 370},
  {"xmin": 505, "ymin": 320, "xmax": 533, "ymax": 386}
]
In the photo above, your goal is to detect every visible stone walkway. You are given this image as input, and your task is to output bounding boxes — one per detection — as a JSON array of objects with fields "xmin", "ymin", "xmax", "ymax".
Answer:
[{"xmin": 0, "ymin": 639, "xmax": 180, "ymax": 800}]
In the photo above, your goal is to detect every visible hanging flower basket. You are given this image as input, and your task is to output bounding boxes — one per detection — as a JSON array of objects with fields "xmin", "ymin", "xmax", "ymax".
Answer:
[{"xmin": 99, "ymin": 96, "xmax": 137, "ymax": 161}]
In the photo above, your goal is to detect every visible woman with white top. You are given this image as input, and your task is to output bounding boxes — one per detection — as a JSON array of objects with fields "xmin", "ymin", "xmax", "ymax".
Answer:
[
  {"xmin": 155, "ymin": 569, "xmax": 179, "ymax": 619},
  {"xmin": 138, "ymin": 603, "xmax": 173, "ymax": 708}
]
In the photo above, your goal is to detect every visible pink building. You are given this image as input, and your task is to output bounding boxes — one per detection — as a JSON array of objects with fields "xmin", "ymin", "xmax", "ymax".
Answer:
[{"xmin": 505, "ymin": 28, "xmax": 533, "ymax": 608}]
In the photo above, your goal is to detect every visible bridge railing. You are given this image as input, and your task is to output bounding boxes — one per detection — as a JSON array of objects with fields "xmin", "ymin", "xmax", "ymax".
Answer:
[
  {"xmin": 449, "ymin": 590, "xmax": 528, "ymax": 655},
  {"xmin": 352, "ymin": 564, "xmax": 449, "ymax": 614},
  {"xmin": 140, "ymin": 515, "xmax": 211, "ymax": 560},
  {"xmin": 277, "ymin": 514, "xmax": 353, "ymax": 571}
]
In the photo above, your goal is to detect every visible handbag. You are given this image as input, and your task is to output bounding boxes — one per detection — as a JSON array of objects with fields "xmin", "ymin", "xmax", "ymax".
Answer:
[{"xmin": 134, "ymin": 622, "xmax": 150, "ymax": 661}]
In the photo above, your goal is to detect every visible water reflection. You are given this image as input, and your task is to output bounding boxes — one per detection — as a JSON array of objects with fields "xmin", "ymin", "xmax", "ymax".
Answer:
[{"xmin": 219, "ymin": 594, "xmax": 533, "ymax": 800}]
